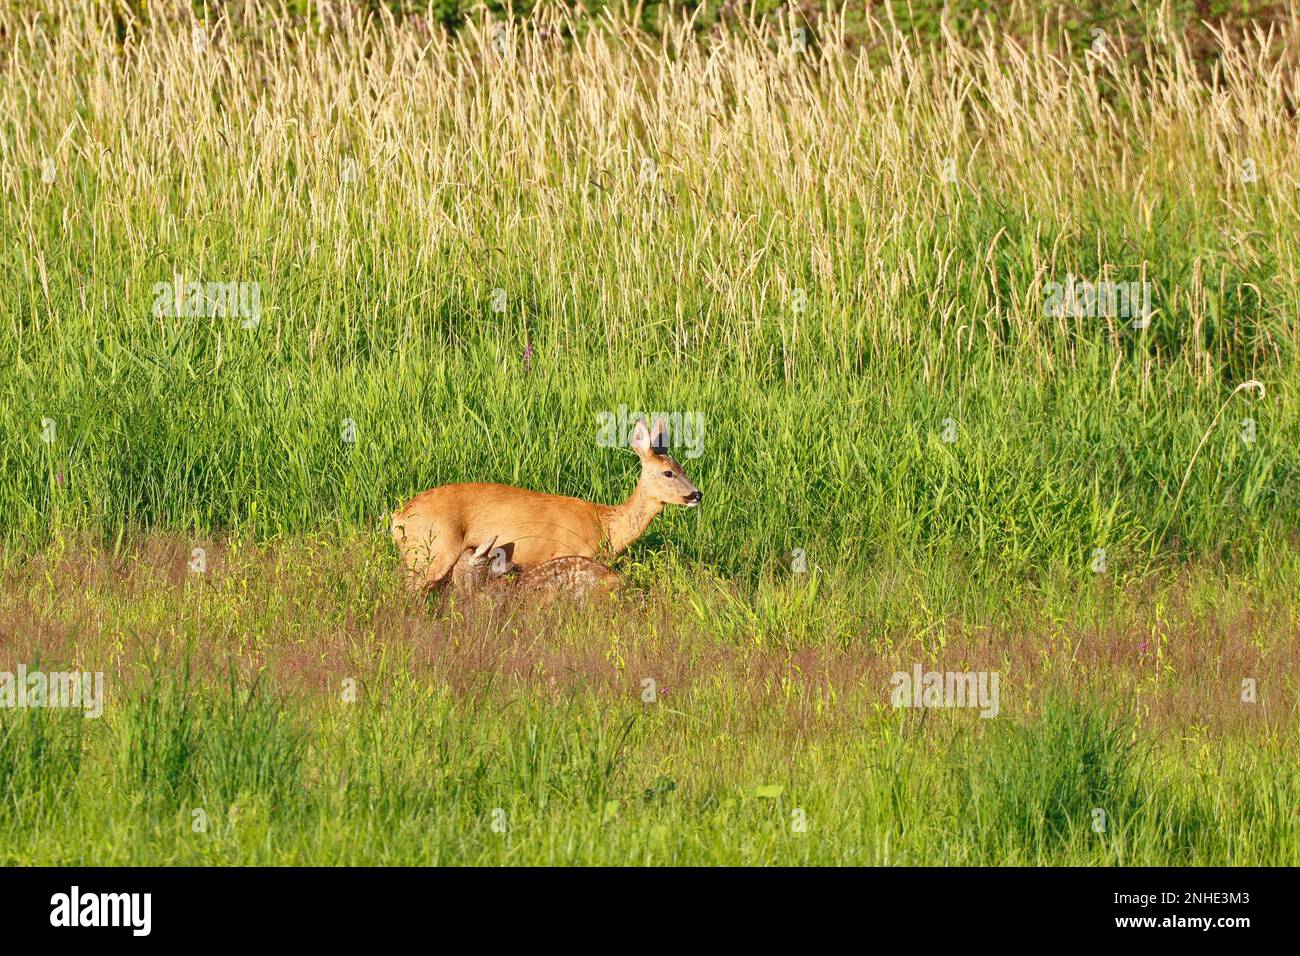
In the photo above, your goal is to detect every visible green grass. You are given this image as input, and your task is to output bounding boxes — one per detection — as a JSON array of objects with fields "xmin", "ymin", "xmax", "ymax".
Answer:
[
  {"xmin": 2, "ymin": 533, "xmax": 1296, "ymax": 864},
  {"xmin": 3, "ymin": 674, "xmax": 1296, "ymax": 865},
  {"xmin": 11, "ymin": 351, "xmax": 1294, "ymax": 580}
]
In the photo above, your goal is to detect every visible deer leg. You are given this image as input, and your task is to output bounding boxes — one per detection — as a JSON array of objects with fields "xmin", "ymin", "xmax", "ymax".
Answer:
[{"xmin": 419, "ymin": 535, "xmax": 466, "ymax": 592}]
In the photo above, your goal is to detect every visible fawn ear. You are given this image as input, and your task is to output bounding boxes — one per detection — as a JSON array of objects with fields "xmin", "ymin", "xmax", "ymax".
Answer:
[
  {"xmin": 649, "ymin": 418, "xmax": 669, "ymax": 454},
  {"xmin": 473, "ymin": 536, "xmax": 497, "ymax": 559},
  {"xmin": 630, "ymin": 418, "xmax": 652, "ymax": 458}
]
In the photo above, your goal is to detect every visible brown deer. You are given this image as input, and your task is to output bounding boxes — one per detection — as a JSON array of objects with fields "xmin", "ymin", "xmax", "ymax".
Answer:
[
  {"xmin": 392, "ymin": 418, "xmax": 699, "ymax": 592},
  {"xmin": 454, "ymin": 545, "xmax": 620, "ymax": 606},
  {"xmin": 515, "ymin": 556, "xmax": 621, "ymax": 602}
]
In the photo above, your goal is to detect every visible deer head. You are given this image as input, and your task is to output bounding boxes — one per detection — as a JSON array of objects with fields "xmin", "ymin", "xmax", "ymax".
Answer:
[
  {"xmin": 630, "ymin": 418, "xmax": 701, "ymax": 507},
  {"xmin": 454, "ymin": 536, "xmax": 520, "ymax": 589}
]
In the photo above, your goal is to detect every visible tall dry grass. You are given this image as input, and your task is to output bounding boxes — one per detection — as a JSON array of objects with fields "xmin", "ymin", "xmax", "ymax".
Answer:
[{"xmin": 3, "ymin": 2, "xmax": 1297, "ymax": 368}]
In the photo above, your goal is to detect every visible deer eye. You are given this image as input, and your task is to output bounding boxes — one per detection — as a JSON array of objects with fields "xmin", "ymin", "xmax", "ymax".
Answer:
[{"xmin": 662, "ymin": 470, "xmax": 675, "ymax": 478}]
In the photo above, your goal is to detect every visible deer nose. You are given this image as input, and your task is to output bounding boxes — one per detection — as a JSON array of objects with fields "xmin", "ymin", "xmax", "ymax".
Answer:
[{"xmin": 686, "ymin": 490, "xmax": 702, "ymax": 504}]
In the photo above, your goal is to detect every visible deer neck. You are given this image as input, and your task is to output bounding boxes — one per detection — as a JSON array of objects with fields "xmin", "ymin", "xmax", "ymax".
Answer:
[{"xmin": 598, "ymin": 481, "xmax": 663, "ymax": 555}]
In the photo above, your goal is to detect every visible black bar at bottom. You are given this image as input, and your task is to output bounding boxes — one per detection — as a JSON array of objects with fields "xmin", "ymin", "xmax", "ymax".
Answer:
[{"xmin": 0, "ymin": 867, "xmax": 1282, "ymax": 941}]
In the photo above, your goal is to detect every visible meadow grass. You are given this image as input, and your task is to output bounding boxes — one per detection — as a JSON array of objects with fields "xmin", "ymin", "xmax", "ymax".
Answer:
[
  {"xmin": 1, "ymin": 533, "xmax": 1297, "ymax": 864},
  {"xmin": 0, "ymin": 2, "xmax": 1298, "ymax": 864},
  {"xmin": 6, "ymin": 680, "xmax": 1296, "ymax": 866}
]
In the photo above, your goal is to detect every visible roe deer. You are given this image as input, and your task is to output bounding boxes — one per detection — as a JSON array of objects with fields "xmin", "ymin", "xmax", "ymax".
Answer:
[
  {"xmin": 512, "ymin": 556, "xmax": 620, "ymax": 605},
  {"xmin": 469, "ymin": 551, "xmax": 620, "ymax": 604},
  {"xmin": 392, "ymin": 418, "xmax": 699, "ymax": 592}
]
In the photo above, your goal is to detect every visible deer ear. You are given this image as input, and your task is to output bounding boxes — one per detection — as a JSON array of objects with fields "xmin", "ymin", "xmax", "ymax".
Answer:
[
  {"xmin": 473, "ymin": 536, "xmax": 497, "ymax": 559},
  {"xmin": 649, "ymin": 418, "xmax": 668, "ymax": 454},
  {"xmin": 630, "ymin": 419, "xmax": 652, "ymax": 457}
]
